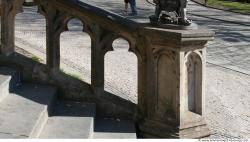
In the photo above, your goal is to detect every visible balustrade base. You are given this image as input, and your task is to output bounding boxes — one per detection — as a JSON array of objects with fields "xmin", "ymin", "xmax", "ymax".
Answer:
[{"xmin": 139, "ymin": 118, "xmax": 210, "ymax": 139}]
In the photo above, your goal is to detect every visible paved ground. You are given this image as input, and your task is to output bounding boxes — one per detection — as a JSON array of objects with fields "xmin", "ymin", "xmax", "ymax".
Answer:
[{"xmin": 8, "ymin": 0, "xmax": 250, "ymax": 139}]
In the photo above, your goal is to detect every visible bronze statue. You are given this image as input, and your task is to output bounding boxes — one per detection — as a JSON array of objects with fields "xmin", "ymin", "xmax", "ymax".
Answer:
[{"xmin": 149, "ymin": 0, "xmax": 191, "ymax": 26}]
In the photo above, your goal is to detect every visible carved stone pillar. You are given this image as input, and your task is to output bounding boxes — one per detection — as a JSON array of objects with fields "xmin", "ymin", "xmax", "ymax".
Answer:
[
  {"xmin": 37, "ymin": 1, "xmax": 69, "ymax": 71},
  {"xmin": 90, "ymin": 26, "xmax": 105, "ymax": 95},
  {"xmin": 1, "ymin": 0, "xmax": 24, "ymax": 55},
  {"xmin": 46, "ymin": 13, "xmax": 66, "ymax": 72},
  {"xmin": 139, "ymin": 27, "xmax": 214, "ymax": 138},
  {"xmin": 90, "ymin": 24, "xmax": 115, "ymax": 96}
]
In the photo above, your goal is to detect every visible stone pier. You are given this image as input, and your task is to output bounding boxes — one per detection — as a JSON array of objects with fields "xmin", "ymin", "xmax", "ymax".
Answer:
[{"xmin": 138, "ymin": 27, "xmax": 214, "ymax": 138}]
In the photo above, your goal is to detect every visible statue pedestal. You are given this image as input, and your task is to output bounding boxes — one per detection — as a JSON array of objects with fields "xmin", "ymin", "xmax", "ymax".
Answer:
[
  {"xmin": 150, "ymin": 22, "xmax": 199, "ymax": 30},
  {"xmin": 137, "ymin": 26, "xmax": 214, "ymax": 138}
]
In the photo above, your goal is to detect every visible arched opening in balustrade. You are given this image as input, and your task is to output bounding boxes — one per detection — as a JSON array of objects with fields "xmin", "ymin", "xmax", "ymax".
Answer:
[
  {"xmin": 104, "ymin": 38, "xmax": 138, "ymax": 104},
  {"xmin": 23, "ymin": 0, "xmax": 35, "ymax": 6},
  {"xmin": 186, "ymin": 52, "xmax": 202, "ymax": 115},
  {"xmin": 15, "ymin": 4, "xmax": 46, "ymax": 63},
  {"xmin": 60, "ymin": 18, "xmax": 91, "ymax": 84}
]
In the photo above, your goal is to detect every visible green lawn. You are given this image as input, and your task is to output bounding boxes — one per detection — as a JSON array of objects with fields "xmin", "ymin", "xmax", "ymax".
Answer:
[{"xmin": 197, "ymin": 0, "xmax": 250, "ymax": 13}]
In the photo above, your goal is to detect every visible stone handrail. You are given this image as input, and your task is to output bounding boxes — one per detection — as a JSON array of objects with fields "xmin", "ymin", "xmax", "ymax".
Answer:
[{"xmin": 0, "ymin": 0, "xmax": 214, "ymax": 138}]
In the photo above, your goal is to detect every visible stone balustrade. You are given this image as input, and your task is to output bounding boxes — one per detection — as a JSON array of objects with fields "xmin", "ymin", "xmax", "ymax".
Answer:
[{"xmin": 0, "ymin": 0, "xmax": 214, "ymax": 138}]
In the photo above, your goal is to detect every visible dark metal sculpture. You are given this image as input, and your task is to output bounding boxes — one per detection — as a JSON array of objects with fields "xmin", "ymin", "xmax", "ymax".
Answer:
[{"xmin": 149, "ymin": 0, "xmax": 191, "ymax": 26}]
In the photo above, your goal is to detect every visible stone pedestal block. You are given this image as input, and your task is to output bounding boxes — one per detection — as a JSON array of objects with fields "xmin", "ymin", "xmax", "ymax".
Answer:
[{"xmin": 138, "ymin": 26, "xmax": 214, "ymax": 138}]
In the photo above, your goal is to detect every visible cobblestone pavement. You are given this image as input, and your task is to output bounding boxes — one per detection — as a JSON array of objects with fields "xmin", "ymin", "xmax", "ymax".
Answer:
[{"xmin": 10, "ymin": 0, "xmax": 250, "ymax": 138}]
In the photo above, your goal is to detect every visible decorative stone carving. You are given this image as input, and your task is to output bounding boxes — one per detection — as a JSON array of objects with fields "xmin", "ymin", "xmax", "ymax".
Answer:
[
  {"xmin": 155, "ymin": 51, "xmax": 178, "ymax": 121},
  {"xmin": 138, "ymin": 27, "xmax": 214, "ymax": 138}
]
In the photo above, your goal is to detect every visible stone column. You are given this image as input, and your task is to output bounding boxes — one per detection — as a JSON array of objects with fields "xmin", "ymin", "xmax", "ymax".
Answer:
[
  {"xmin": 46, "ymin": 16, "xmax": 61, "ymax": 72},
  {"xmin": 91, "ymin": 26, "xmax": 105, "ymax": 96},
  {"xmin": 90, "ymin": 24, "xmax": 115, "ymax": 96},
  {"xmin": 38, "ymin": 2, "xmax": 69, "ymax": 72},
  {"xmin": 139, "ymin": 27, "xmax": 214, "ymax": 138},
  {"xmin": 1, "ymin": 0, "xmax": 24, "ymax": 55}
]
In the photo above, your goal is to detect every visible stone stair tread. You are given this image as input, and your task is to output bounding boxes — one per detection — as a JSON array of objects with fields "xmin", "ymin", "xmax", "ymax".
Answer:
[
  {"xmin": 0, "ymin": 74, "xmax": 11, "ymax": 92},
  {"xmin": 39, "ymin": 101, "xmax": 95, "ymax": 139},
  {"xmin": 0, "ymin": 67, "xmax": 20, "ymax": 90},
  {"xmin": 0, "ymin": 74, "xmax": 10, "ymax": 84},
  {"xmin": 0, "ymin": 83, "xmax": 57, "ymax": 138},
  {"xmin": 0, "ymin": 70, "xmax": 14, "ymax": 102},
  {"xmin": 0, "ymin": 67, "xmax": 20, "ymax": 102},
  {"xmin": 94, "ymin": 118, "xmax": 136, "ymax": 139}
]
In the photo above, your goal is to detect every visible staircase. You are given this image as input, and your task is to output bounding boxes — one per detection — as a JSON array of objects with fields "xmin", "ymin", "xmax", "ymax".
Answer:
[{"xmin": 0, "ymin": 67, "xmax": 136, "ymax": 139}]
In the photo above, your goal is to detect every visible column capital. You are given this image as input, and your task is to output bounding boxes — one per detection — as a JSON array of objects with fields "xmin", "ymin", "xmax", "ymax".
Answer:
[{"xmin": 140, "ymin": 26, "xmax": 214, "ymax": 51}]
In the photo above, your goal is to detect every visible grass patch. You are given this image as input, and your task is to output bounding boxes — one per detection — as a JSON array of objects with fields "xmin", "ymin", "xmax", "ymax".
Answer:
[
  {"xmin": 60, "ymin": 69, "xmax": 82, "ymax": 80},
  {"xmin": 31, "ymin": 56, "xmax": 41, "ymax": 62},
  {"xmin": 197, "ymin": 0, "xmax": 250, "ymax": 13}
]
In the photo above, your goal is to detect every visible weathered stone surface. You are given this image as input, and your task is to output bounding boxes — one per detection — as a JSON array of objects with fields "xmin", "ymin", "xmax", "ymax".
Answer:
[
  {"xmin": 0, "ymin": 0, "xmax": 214, "ymax": 138},
  {"xmin": 0, "ymin": 67, "xmax": 20, "ymax": 90},
  {"xmin": 0, "ymin": 67, "xmax": 20, "ymax": 103},
  {"xmin": 39, "ymin": 101, "xmax": 95, "ymax": 139},
  {"xmin": 138, "ymin": 27, "xmax": 214, "ymax": 138},
  {"xmin": 1, "ymin": 0, "xmax": 24, "ymax": 55},
  {"xmin": 94, "ymin": 118, "xmax": 136, "ymax": 139},
  {"xmin": 0, "ymin": 47, "xmax": 136, "ymax": 120},
  {"xmin": 0, "ymin": 74, "xmax": 10, "ymax": 102},
  {"xmin": 0, "ymin": 66, "xmax": 136, "ymax": 139},
  {"xmin": 0, "ymin": 83, "xmax": 57, "ymax": 138}
]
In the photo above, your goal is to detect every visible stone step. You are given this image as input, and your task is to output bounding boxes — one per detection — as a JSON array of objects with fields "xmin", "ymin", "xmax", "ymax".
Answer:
[
  {"xmin": 94, "ymin": 118, "xmax": 136, "ymax": 139},
  {"xmin": 39, "ymin": 101, "xmax": 95, "ymax": 139},
  {"xmin": 0, "ymin": 83, "xmax": 57, "ymax": 138},
  {"xmin": 0, "ymin": 67, "xmax": 21, "ymax": 102}
]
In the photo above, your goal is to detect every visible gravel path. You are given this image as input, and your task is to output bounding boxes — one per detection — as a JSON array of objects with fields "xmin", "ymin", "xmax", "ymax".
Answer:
[
  {"xmin": 10, "ymin": 0, "xmax": 250, "ymax": 138},
  {"xmin": 206, "ymin": 64, "xmax": 250, "ymax": 138}
]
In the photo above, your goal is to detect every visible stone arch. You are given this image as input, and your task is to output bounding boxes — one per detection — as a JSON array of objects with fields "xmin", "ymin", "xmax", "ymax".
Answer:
[
  {"xmin": 104, "ymin": 37, "xmax": 138, "ymax": 103},
  {"xmin": 65, "ymin": 18, "xmax": 85, "ymax": 32},
  {"xmin": 23, "ymin": 0, "xmax": 36, "ymax": 6},
  {"xmin": 185, "ymin": 51, "xmax": 203, "ymax": 115}
]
